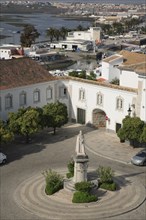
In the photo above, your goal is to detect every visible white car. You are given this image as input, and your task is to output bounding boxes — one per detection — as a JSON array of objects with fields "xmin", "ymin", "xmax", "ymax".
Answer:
[{"xmin": 0, "ymin": 152, "xmax": 7, "ymax": 164}]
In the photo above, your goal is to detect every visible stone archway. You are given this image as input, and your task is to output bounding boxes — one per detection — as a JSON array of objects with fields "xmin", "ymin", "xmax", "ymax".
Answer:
[{"xmin": 92, "ymin": 109, "xmax": 106, "ymax": 128}]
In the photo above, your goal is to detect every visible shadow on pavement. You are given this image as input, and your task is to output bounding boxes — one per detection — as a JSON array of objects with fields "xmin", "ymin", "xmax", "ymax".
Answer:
[{"xmin": 0, "ymin": 124, "xmax": 95, "ymax": 165}]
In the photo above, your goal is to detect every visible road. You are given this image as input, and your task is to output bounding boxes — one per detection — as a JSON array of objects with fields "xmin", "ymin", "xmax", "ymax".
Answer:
[{"xmin": 0, "ymin": 125, "xmax": 146, "ymax": 220}]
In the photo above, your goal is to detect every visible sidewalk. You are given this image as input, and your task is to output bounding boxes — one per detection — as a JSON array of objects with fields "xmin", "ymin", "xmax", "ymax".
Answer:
[{"xmin": 84, "ymin": 128, "xmax": 143, "ymax": 164}]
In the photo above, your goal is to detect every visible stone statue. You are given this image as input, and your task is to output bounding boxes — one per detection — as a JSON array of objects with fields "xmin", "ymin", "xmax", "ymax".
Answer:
[{"xmin": 75, "ymin": 130, "xmax": 86, "ymax": 156}]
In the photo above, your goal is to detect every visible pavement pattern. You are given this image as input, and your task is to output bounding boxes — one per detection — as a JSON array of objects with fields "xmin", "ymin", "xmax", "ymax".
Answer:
[
  {"xmin": 14, "ymin": 170, "xmax": 145, "ymax": 220},
  {"xmin": 13, "ymin": 124, "xmax": 146, "ymax": 220}
]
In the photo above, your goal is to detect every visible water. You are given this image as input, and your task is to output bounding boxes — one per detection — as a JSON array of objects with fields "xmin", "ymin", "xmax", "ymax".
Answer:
[
  {"xmin": 0, "ymin": 0, "xmax": 144, "ymax": 45},
  {"xmin": 0, "ymin": 13, "xmax": 91, "ymax": 45}
]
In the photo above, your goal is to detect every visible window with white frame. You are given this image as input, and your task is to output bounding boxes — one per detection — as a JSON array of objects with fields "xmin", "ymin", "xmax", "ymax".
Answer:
[
  {"xmin": 79, "ymin": 88, "xmax": 85, "ymax": 101},
  {"xmin": 46, "ymin": 86, "xmax": 53, "ymax": 100},
  {"xmin": 116, "ymin": 96, "xmax": 123, "ymax": 110},
  {"xmin": 19, "ymin": 91, "xmax": 27, "ymax": 106},
  {"xmin": 97, "ymin": 92, "xmax": 103, "ymax": 106},
  {"xmin": 5, "ymin": 94, "xmax": 13, "ymax": 109},
  {"xmin": 59, "ymin": 86, "xmax": 67, "ymax": 98},
  {"xmin": 33, "ymin": 89, "xmax": 40, "ymax": 103}
]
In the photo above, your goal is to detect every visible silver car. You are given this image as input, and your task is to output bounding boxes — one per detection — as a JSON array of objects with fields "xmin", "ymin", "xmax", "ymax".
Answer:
[
  {"xmin": 131, "ymin": 149, "xmax": 146, "ymax": 166},
  {"xmin": 0, "ymin": 152, "xmax": 7, "ymax": 164}
]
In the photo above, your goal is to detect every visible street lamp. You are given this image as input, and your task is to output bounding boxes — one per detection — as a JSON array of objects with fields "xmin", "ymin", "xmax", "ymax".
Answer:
[{"xmin": 127, "ymin": 105, "xmax": 132, "ymax": 116}]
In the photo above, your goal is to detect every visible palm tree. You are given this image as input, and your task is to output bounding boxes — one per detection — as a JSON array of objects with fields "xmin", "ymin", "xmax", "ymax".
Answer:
[
  {"xmin": 60, "ymin": 26, "xmax": 68, "ymax": 40},
  {"xmin": 46, "ymin": 27, "xmax": 56, "ymax": 42},
  {"xmin": 54, "ymin": 29, "xmax": 61, "ymax": 41}
]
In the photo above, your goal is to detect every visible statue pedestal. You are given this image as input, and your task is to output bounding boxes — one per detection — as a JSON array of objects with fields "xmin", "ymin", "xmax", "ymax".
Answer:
[{"xmin": 73, "ymin": 155, "xmax": 89, "ymax": 183}]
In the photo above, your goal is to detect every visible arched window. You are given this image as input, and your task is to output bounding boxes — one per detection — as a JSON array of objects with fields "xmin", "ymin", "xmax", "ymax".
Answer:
[
  {"xmin": 59, "ymin": 86, "xmax": 67, "ymax": 98},
  {"xmin": 33, "ymin": 89, "xmax": 40, "ymax": 103},
  {"xmin": 46, "ymin": 86, "xmax": 53, "ymax": 100},
  {"xmin": 79, "ymin": 88, "xmax": 85, "ymax": 101},
  {"xmin": 116, "ymin": 96, "xmax": 124, "ymax": 110},
  {"xmin": 19, "ymin": 91, "xmax": 27, "ymax": 106},
  {"xmin": 97, "ymin": 92, "xmax": 103, "ymax": 106},
  {"xmin": 5, "ymin": 93, "xmax": 13, "ymax": 109}
]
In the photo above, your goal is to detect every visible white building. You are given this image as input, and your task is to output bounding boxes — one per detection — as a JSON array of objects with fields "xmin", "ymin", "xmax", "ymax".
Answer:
[
  {"xmin": 0, "ymin": 50, "xmax": 146, "ymax": 133},
  {"xmin": 50, "ymin": 40, "xmax": 93, "ymax": 52},
  {"xmin": 0, "ymin": 44, "xmax": 24, "ymax": 60},
  {"xmin": 66, "ymin": 27, "xmax": 101, "ymax": 44}
]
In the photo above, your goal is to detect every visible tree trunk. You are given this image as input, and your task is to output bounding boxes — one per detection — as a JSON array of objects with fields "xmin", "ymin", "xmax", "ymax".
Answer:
[{"xmin": 53, "ymin": 127, "xmax": 56, "ymax": 135}]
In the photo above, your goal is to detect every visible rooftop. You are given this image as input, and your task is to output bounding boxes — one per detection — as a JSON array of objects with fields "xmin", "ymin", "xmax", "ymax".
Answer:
[
  {"xmin": 0, "ymin": 57, "xmax": 139, "ymax": 93},
  {"xmin": 0, "ymin": 58, "xmax": 56, "ymax": 90},
  {"xmin": 119, "ymin": 50, "xmax": 146, "ymax": 75},
  {"xmin": 119, "ymin": 50, "xmax": 146, "ymax": 66},
  {"xmin": 103, "ymin": 55, "xmax": 121, "ymax": 63}
]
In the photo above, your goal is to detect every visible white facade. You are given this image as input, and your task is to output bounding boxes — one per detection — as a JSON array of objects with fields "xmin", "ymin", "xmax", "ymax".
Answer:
[
  {"xmin": 0, "ymin": 51, "xmax": 146, "ymax": 132},
  {"xmin": 66, "ymin": 27, "xmax": 101, "ymax": 43},
  {"xmin": 50, "ymin": 40, "xmax": 93, "ymax": 52},
  {"xmin": 0, "ymin": 76, "xmax": 142, "ymax": 132},
  {"xmin": 0, "ymin": 44, "xmax": 23, "ymax": 60},
  {"xmin": 120, "ymin": 70, "xmax": 139, "ymax": 88}
]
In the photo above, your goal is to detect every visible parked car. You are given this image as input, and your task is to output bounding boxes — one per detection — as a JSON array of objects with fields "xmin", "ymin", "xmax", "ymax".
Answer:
[
  {"xmin": 0, "ymin": 152, "xmax": 7, "ymax": 164},
  {"xmin": 131, "ymin": 149, "xmax": 146, "ymax": 166}
]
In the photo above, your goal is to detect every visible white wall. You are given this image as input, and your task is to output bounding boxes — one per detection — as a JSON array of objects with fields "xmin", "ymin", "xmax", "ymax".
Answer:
[
  {"xmin": 68, "ymin": 79, "xmax": 137, "ymax": 131},
  {"xmin": 101, "ymin": 61, "xmax": 110, "ymax": 80},
  {"xmin": 137, "ymin": 76, "xmax": 146, "ymax": 122},
  {"xmin": 0, "ymin": 77, "xmax": 145, "ymax": 131},
  {"xmin": 0, "ymin": 49, "xmax": 11, "ymax": 60},
  {"xmin": 101, "ymin": 57, "xmax": 123, "ymax": 81},
  {"xmin": 0, "ymin": 80, "xmax": 62, "ymax": 120},
  {"xmin": 66, "ymin": 27, "xmax": 101, "ymax": 42},
  {"xmin": 120, "ymin": 70, "xmax": 138, "ymax": 88}
]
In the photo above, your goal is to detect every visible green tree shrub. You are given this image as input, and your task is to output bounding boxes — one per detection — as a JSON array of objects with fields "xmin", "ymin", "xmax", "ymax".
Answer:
[
  {"xmin": 8, "ymin": 107, "xmax": 42, "ymax": 143},
  {"xmin": 75, "ymin": 181, "xmax": 93, "ymax": 193},
  {"xmin": 110, "ymin": 77, "xmax": 119, "ymax": 85},
  {"xmin": 119, "ymin": 116, "xmax": 144, "ymax": 147},
  {"xmin": 0, "ymin": 119, "xmax": 14, "ymax": 144},
  {"xmin": 117, "ymin": 128, "xmax": 126, "ymax": 142},
  {"xmin": 20, "ymin": 24, "xmax": 40, "ymax": 47},
  {"xmin": 66, "ymin": 159, "xmax": 74, "ymax": 178},
  {"xmin": 99, "ymin": 182, "xmax": 116, "ymax": 191},
  {"xmin": 97, "ymin": 166, "xmax": 114, "ymax": 183},
  {"xmin": 43, "ymin": 101, "xmax": 68, "ymax": 135},
  {"xmin": 72, "ymin": 191, "xmax": 97, "ymax": 203},
  {"xmin": 42, "ymin": 169, "xmax": 63, "ymax": 195},
  {"xmin": 140, "ymin": 124, "xmax": 146, "ymax": 144}
]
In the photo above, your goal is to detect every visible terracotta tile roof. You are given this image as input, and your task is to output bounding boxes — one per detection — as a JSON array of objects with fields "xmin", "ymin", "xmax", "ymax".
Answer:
[
  {"xmin": 96, "ymin": 78, "xmax": 107, "ymax": 82},
  {"xmin": 118, "ymin": 50, "xmax": 146, "ymax": 75},
  {"xmin": 0, "ymin": 58, "xmax": 57, "ymax": 90},
  {"xmin": 119, "ymin": 50, "xmax": 146, "ymax": 66}
]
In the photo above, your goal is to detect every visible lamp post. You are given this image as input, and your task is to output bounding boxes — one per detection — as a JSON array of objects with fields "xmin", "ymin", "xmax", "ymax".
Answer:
[{"xmin": 127, "ymin": 105, "xmax": 132, "ymax": 116}]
